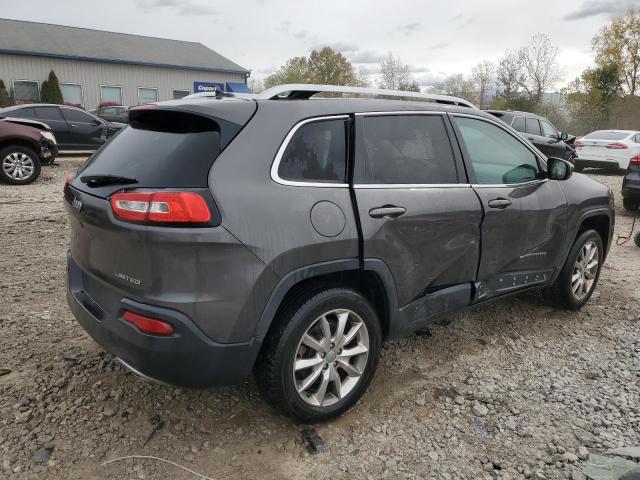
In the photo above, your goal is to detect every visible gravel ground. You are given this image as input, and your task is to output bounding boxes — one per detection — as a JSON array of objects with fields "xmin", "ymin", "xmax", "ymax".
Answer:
[{"xmin": 0, "ymin": 157, "xmax": 638, "ymax": 480}]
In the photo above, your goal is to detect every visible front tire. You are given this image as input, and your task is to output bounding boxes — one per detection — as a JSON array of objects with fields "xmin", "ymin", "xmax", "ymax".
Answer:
[
  {"xmin": 623, "ymin": 198, "xmax": 639, "ymax": 212},
  {"xmin": 0, "ymin": 146, "xmax": 41, "ymax": 185},
  {"xmin": 545, "ymin": 230, "xmax": 603, "ymax": 310},
  {"xmin": 255, "ymin": 286, "xmax": 381, "ymax": 422}
]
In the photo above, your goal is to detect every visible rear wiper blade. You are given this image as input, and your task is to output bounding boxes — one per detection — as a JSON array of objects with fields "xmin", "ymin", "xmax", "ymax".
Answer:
[{"xmin": 80, "ymin": 175, "xmax": 138, "ymax": 187}]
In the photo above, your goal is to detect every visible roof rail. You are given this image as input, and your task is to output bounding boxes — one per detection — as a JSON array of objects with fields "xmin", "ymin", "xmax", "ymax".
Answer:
[{"xmin": 255, "ymin": 84, "xmax": 477, "ymax": 108}]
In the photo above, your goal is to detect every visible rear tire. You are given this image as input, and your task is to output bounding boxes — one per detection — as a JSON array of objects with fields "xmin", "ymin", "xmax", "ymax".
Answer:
[
  {"xmin": 623, "ymin": 198, "xmax": 639, "ymax": 212},
  {"xmin": 545, "ymin": 230, "xmax": 603, "ymax": 310},
  {"xmin": 255, "ymin": 286, "xmax": 381, "ymax": 422},
  {"xmin": 0, "ymin": 145, "xmax": 41, "ymax": 185}
]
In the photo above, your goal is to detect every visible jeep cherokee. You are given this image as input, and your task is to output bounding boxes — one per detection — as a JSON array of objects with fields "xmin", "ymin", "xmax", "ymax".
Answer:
[{"xmin": 65, "ymin": 84, "xmax": 615, "ymax": 421}]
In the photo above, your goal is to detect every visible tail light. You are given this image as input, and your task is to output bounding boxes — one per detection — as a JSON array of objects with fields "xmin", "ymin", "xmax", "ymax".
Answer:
[
  {"xmin": 110, "ymin": 191, "xmax": 211, "ymax": 224},
  {"xmin": 64, "ymin": 172, "xmax": 74, "ymax": 195},
  {"xmin": 574, "ymin": 140, "xmax": 583, "ymax": 148},
  {"xmin": 630, "ymin": 155, "xmax": 640, "ymax": 166},
  {"xmin": 123, "ymin": 311, "xmax": 174, "ymax": 336},
  {"xmin": 606, "ymin": 142, "xmax": 628, "ymax": 149}
]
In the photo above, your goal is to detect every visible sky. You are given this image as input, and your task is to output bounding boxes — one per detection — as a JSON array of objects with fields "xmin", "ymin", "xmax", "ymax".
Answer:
[{"xmin": 2, "ymin": 0, "xmax": 638, "ymax": 89}]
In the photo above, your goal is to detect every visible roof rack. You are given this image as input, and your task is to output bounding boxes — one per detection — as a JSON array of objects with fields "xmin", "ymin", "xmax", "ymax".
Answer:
[{"xmin": 255, "ymin": 84, "xmax": 477, "ymax": 108}]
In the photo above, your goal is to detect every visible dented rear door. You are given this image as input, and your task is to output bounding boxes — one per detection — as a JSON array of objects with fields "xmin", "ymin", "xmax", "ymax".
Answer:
[{"xmin": 353, "ymin": 112, "xmax": 482, "ymax": 307}]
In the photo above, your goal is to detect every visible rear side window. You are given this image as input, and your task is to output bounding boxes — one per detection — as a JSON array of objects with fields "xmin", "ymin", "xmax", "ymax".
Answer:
[
  {"xmin": 356, "ymin": 115, "xmax": 457, "ymax": 184},
  {"xmin": 77, "ymin": 110, "xmax": 223, "ymax": 190},
  {"xmin": 278, "ymin": 119, "xmax": 347, "ymax": 183},
  {"xmin": 35, "ymin": 106, "xmax": 63, "ymax": 121},
  {"xmin": 525, "ymin": 118, "xmax": 542, "ymax": 136},
  {"xmin": 511, "ymin": 116, "xmax": 525, "ymax": 132}
]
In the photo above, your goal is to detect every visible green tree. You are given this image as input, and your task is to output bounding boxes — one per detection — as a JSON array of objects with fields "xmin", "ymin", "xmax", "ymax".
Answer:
[
  {"xmin": 40, "ymin": 70, "xmax": 63, "ymax": 104},
  {"xmin": 264, "ymin": 47, "xmax": 360, "ymax": 89},
  {"xmin": 0, "ymin": 79, "xmax": 12, "ymax": 107},
  {"xmin": 564, "ymin": 64, "xmax": 623, "ymax": 134},
  {"xmin": 592, "ymin": 9, "xmax": 640, "ymax": 95}
]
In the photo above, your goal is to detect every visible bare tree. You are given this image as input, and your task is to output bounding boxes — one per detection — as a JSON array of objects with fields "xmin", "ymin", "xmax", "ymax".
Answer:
[
  {"xmin": 378, "ymin": 52, "xmax": 418, "ymax": 91},
  {"xmin": 496, "ymin": 34, "xmax": 562, "ymax": 105},
  {"xmin": 430, "ymin": 73, "xmax": 476, "ymax": 102},
  {"xmin": 470, "ymin": 61, "xmax": 495, "ymax": 108},
  {"xmin": 519, "ymin": 34, "xmax": 562, "ymax": 103}
]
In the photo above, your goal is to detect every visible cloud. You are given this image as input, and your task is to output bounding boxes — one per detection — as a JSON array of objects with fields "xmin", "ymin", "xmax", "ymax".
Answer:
[
  {"xmin": 397, "ymin": 22, "xmax": 420, "ymax": 35},
  {"xmin": 135, "ymin": 0, "xmax": 215, "ymax": 15},
  {"xmin": 429, "ymin": 42, "xmax": 449, "ymax": 50},
  {"xmin": 563, "ymin": 0, "xmax": 638, "ymax": 20},
  {"xmin": 347, "ymin": 50, "xmax": 386, "ymax": 64}
]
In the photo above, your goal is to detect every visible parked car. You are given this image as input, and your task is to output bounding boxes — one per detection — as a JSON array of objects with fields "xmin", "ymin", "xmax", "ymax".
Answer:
[
  {"xmin": 574, "ymin": 130, "xmax": 640, "ymax": 172},
  {"xmin": 0, "ymin": 118, "xmax": 57, "ymax": 184},
  {"xmin": 90, "ymin": 105, "xmax": 129, "ymax": 124},
  {"xmin": 0, "ymin": 104, "xmax": 125, "ymax": 151},
  {"xmin": 486, "ymin": 110, "xmax": 576, "ymax": 161},
  {"xmin": 621, "ymin": 153, "xmax": 640, "ymax": 211},
  {"xmin": 64, "ymin": 84, "xmax": 614, "ymax": 421}
]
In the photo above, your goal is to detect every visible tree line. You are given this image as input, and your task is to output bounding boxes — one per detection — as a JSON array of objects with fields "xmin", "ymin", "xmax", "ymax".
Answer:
[{"xmin": 258, "ymin": 8, "xmax": 639, "ymax": 135}]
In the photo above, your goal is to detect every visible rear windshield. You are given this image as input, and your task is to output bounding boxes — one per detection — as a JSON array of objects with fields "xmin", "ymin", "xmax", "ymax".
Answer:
[
  {"xmin": 583, "ymin": 131, "xmax": 629, "ymax": 141},
  {"xmin": 76, "ymin": 110, "xmax": 223, "ymax": 193}
]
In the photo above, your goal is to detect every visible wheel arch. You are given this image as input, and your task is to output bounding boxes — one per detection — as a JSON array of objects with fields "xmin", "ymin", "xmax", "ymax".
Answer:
[
  {"xmin": 0, "ymin": 138, "xmax": 40, "ymax": 156},
  {"xmin": 253, "ymin": 259, "xmax": 399, "ymax": 345},
  {"xmin": 576, "ymin": 209, "xmax": 612, "ymax": 259}
]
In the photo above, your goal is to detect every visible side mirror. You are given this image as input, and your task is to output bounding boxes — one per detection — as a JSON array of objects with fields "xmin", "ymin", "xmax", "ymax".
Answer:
[
  {"xmin": 547, "ymin": 157, "xmax": 573, "ymax": 181},
  {"xmin": 560, "ymin": 132, "xmax": 569, "ymax": 141}
]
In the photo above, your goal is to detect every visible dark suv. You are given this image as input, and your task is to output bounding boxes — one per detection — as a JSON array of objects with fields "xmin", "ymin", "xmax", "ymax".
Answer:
[
  {"xmin": 65, "ymin": 85, "xmax": 614, "ymax": 421},
  {"xmin": 486, "ymin": 110, "xmax": 576, "ymax": 161}
]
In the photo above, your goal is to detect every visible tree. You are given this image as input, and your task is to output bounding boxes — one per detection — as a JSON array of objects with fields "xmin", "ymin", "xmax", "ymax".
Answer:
[
  {"xmin": 40, "ymin": 70, "xmax": 63, "ymax": 104},
  {"xmin": 564, "ymin": 64, "xmax": 623, "ymax": 134},
  {"xmin": 431, "ymin": 73, "xmax": 476, "ymax": 102},
  {"xmin": 470, "ymin": 61, "xmax": 495, "ymax": 108},
  {"xmin": 264, "ymin": 47, "xmax": 359, "ymax": 89},
  {"xmin": 0, "ymin": 79, "xmax": 12, "ymax": 107},
  {"xmin": 495, "ymin": 34, "xmax": 561, "ymax": 107},
  {"xmin": 519, "ymin": 34, "xmax": 562, "ymax": 104},
  {"xmin": 378, "ymin": 52, "xmax": 419, "ymax": 91},
  {"xmin": 592, "ymin": 9, "xmax": 640, "ymax": 95}
]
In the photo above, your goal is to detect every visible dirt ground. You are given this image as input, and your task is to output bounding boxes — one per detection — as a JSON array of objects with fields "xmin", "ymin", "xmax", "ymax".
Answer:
[{"xmin": 0, "ymin": 157, "xmax": 638, "ymax": 480}]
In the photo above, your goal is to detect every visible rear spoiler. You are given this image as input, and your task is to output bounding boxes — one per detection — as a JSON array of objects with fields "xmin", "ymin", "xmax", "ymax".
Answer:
[{"xmin": 0, "ymin": 117, "xmax": 51, "ymax": 131}]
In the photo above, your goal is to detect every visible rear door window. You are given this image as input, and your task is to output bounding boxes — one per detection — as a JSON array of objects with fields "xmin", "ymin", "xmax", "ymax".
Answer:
[
  {"xmin": 356, "ymin": 114, "xmax": 458, "ymax": 184},
  {"xmin": 278, "ymin": 118, "xmax": 347, "ymax": 183},
  {"xmin": 525, "ymin": 118, "xmax": 542, "ymax": 136}
]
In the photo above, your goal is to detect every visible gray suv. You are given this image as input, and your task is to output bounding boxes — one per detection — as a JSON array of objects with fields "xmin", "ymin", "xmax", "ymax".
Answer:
[{"xmin": 65, "ymin": 84, "xmax": 614, "ymax": 421}]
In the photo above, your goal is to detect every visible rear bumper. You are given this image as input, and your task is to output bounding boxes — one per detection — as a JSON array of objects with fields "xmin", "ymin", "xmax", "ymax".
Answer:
[
  {"xmin": 67, "ymin": 253, "xmax": 261, "ymax": 387},
  {"xmin": 574, "ymin": 158, "xmax": 620, "ymax": 169}
]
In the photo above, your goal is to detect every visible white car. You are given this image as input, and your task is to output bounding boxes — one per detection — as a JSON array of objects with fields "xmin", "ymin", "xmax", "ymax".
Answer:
[{"xmin": 574, "ymin": 130, "xmax": 640, "ymax": 171}]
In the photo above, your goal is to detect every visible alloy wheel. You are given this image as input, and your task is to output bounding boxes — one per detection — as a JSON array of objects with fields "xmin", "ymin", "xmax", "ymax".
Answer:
[
  {"xmin": 571, "ymin": 240, "xmax": 599, "ymax": 300},
  {"xmin": 293, "ymin": 309, "xmax": 369, "ymax": 407},
  {"xmin": 3, "ymin": 152, "xmax": 35, "ymax": 181}
]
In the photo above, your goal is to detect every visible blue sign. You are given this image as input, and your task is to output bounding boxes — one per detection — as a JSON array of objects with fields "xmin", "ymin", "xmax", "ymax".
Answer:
[{"xmin": 194, "ymin": 81, "xmax": 224, "ymax": 93}]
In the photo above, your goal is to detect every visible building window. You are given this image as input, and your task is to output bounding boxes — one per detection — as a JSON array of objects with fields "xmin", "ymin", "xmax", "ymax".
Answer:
[
  {"xmin": 13, "ymin": 80, "xmax": 39, "ymax": 102},
  {"xmin": 173, "ymin": 89, "xmax": 190, "ymax": 99},
  {"xmin": 138, "ymin": 87, "xmax": 158, "ymax": 104},
  {"xmin": 60, "ymin": 83, "xmax": 84, "ymax": 107},
  {"xmin": 100, "ymin": 85, "xmax": 123, "ymax": 106}
]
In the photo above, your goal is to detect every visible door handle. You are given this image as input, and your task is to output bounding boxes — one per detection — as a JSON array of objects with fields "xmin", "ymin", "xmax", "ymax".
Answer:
[
  {"xmin": 70, "ymin": 124, "xmax": 78, "ymax": 128},
  {"xmin": 527, "ymin": 137, "xmax": 535, "ymax": 141},
  {"xmin": 369, "ymin": 205, "xmax": 406, "ymax": 219},
  {"xmin": 487, "ymin": 198, "xmax": 512, "ymax": 209}
]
